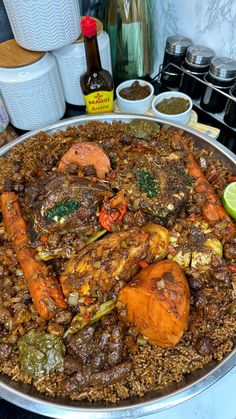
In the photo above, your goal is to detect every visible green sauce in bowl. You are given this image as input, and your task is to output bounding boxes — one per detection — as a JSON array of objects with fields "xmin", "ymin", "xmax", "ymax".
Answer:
[{"xmin": 156, "ymin": 97, "xmax": 190, "ymax": 115}]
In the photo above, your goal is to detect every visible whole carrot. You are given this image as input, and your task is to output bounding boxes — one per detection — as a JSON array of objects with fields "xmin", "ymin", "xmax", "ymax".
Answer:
[
  {"xmin": 1, "ymin": 192, "xmax": 67, "ymax": 320},
  {"xmin": 172, "ymin": 133, "xmax": 235, "ymax": 241}
]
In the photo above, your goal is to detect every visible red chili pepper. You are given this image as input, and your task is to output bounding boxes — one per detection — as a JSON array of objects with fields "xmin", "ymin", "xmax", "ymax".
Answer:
[
  {"xmin": 138, "ymin": 260, "xmax": 149, "ymax": 269},
  {"xmin": 40, "ymin": 235, "xmax": 48, "ymax": 244},
  {"xmin": 99, "ymin": 191, "xmax": 127, "ymax": 231},
  {"xmin": 106, "ymin": 171, "xmax": 117, "ymax": 181},
  {"xmin": 227, "ymin": 265, "xmax": 236, "ymax": 272},
  {"xmin": 83, "ymin": 314, "xmax": 91, "ymax": 323},
  {"xmin": 136, "ymin": 143, "xmax": 143, "ymax": 152},
  {"xmin": 83, "ymin": 297, "xmax": 96, "ymax": 306},
  {"xmin": 207, "ymin": 169, "xmax": 219, "ymax": 182},
  {"xmin": 228, "ymin": 176, "xmax": 236, "ymax": 183}
]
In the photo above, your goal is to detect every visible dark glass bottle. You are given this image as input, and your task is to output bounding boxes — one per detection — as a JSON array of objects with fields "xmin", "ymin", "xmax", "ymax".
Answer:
[{"xmin": 80, "ymin": 15, "xmax": 114, "ymax": 113}]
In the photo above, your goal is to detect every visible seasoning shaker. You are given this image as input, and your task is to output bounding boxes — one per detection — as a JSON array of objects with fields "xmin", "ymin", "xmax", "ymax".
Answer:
[
  {"xmin": 223, "ymin": 84, "xmax": 236, "ymax": 128},
  {"xmin": 179, "ymin": 45, "xmax": 214, "ymax": 99},
  {"xmin": 160, "ymin": 35, "xmax": 192, "ymax": 88},
  {"xmin": 200, "ymin": 57, "xmax": 236, "ymax": 114}
]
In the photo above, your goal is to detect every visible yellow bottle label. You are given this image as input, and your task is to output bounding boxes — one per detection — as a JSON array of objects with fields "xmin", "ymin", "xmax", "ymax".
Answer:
[{"xmin": 84, "ymin": 90, "xmax": 114, "ymax": 113}]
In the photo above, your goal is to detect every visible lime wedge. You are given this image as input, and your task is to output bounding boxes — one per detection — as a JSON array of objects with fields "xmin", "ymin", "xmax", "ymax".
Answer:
[{"xmin": 222, "ymin": 182, "xmax": 236, "ymax": 220}]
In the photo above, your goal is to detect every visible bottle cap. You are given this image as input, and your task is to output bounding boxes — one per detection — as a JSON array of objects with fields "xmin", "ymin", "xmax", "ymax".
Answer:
[
  {"xmin": 186, "ymin": 45, "xmax": 214, "ymax": 66},
  {"xmin": 166, "ymin": 35, "xmax": 192, "ymax": 55},
  {"xmin": 209, "ymin": 57, "xmax": 236, "ymax": 79},
  {"xmin": 81, "ymin": 16, "xmax": 97, "ymax": 37}
]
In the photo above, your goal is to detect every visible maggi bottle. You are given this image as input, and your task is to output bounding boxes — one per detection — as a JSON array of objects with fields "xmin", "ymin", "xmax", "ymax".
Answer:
[{"xmin": 80, "ymin": 16, "xmax": 114, "ymax": 113}]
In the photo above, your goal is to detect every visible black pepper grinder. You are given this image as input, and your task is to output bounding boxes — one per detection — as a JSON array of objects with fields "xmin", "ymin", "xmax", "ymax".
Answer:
[
  {"xmin": 179, "ymin": 45, "xmax": 214, "ymax": 99},
  {"xmin": 200, "ymin": 57, "xmax": 236, "ymax": 114},
  {"xmin": 160, "ymin": 35, "xmax": 192, "ymax": 88}
]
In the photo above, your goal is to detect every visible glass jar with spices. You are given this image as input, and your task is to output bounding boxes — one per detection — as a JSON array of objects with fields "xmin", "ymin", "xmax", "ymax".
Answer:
[
  {"xmin": 223, "ymin": 84, "xmax": 236, "ymax": 128},
  {"xmin": 179, "ymin": 45, "xmax": 214, "ymax": 99},
  {"xmin": 200, "ymin": 57, "xmax": 236, "ymax": 114},
  {"xmin": 160, "ymin": 35, "xmax": 192, "ymax": 88}
]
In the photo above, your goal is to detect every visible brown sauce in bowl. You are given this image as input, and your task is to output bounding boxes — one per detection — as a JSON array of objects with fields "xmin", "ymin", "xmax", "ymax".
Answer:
[
  {"xmin": 156, "ymin": 97, "xmax": 190, "ymax": 115},
  {"xmin": 119, "ymin": 81, "xmax": 151, "ymax": 100}
]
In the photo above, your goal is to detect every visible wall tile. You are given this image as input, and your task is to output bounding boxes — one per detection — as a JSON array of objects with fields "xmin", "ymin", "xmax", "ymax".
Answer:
[{"xmin": 152, "ymin": 0, "xmax": 236, "ymax": 76}]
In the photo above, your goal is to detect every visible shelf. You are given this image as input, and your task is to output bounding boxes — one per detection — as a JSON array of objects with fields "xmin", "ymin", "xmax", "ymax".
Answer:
[{"xmin": 156, "ymin": 63, "xmax": 236, "ymax": 134}]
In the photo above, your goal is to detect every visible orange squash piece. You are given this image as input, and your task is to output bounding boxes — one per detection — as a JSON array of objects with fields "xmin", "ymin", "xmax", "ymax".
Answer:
[{"xmin": 118, "ymin": 260, "xmax": 190, "ymax": 348}]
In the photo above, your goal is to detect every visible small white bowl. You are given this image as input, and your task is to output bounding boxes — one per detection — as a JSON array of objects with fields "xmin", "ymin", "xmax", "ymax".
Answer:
[
  {"xmin": 152, "ymin": 91, "xmax": 193, "ymax": 125},
  {"xmin": 116, "ymin": 79, "xmax": 154, "ymax": 114}
]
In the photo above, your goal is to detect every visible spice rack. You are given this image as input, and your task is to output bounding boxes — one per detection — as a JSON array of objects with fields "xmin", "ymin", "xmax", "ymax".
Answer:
[{"xmin": 156, "ymin": 62, "xmax": 236, "ymax": 133}]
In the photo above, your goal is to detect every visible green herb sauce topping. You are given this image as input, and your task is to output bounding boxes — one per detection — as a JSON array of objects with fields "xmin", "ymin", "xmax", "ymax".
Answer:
[
  {"xmin": 137, "ymin": 170, "xmax": 159, "ymax": 198},
  {"xmin": 18, "ymin": 330, "xmax": 65, "ymax": 378},
  {"xmin": 45, "ymin": 199, "xmax": 80, "ymax": 222}
]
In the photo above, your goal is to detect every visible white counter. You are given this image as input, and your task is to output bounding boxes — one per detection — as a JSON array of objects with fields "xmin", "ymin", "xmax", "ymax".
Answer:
[{"xmin": 146, "ymin": 365, "xmax": 236, "ymax": 419}]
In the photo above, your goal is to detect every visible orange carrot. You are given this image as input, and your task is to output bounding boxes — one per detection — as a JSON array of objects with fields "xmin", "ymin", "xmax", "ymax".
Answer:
[
  {"xmin": 1, "ymin": 192, "xmax": 67, "ymax": 320},
  {"xmin": 172, "ymin": 133, "xmax": 235, "ymax": 241},
  {"xmin": 58, "ymin": 142, "xmax": 111, "ymax": 179},
  {"xmin": 99, "ymin": 191, "xmax": 127, "ymax": 231}
]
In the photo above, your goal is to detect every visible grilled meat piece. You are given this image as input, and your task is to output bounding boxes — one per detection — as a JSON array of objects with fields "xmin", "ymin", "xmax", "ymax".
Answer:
[
  {"xmin": 111, "ymin": 146, "xmax": 192, "ymax": 225},
  {"xmin": 27, "ymin": 174, "xmax": 110, "ymax": 242}
]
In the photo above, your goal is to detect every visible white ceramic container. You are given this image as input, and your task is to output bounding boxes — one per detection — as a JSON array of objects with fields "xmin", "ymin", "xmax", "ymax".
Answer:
[
  {"xmin": 53, "ymin": 23, "xmax": 112, "ymax": 106},
  {"xmin": 0, "ymin": 95, "xmax": 9, "ymax": 133},
  {"xmin": 3, "ymin": 0, "xmax": 81, "ymax": 51},
  {"xmin": 0, "ymin": 53, "xmax": 65, "ymax": 131},
  {"xmin": 152, "ymin": 91, "xmax": 193, "ymax": 125},
  {"xmin": 116, "ymin": 79, "xmax": 154, "ymax": 114}
]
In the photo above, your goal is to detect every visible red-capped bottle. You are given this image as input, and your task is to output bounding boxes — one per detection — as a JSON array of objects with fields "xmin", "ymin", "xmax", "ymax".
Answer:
[{"xmin": 80, "ymin": 16, "xmax": 114, "ymax": 113}]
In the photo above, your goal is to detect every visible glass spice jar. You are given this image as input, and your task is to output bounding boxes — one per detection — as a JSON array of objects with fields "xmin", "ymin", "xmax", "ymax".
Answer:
[
  {"xmin": 160, "ymin": 35, "xmax": 192, "ymax": 88},
  {"xmin": 179, "ymin": 45, "xmax": 214, "ymax": 99},
  {"xmin": 200, "ymin": 57, "xmax": 236, "ymax": 114},
  {"xmin": 223, "ymin": 84, "xmax": 236, "ymax": 128}
]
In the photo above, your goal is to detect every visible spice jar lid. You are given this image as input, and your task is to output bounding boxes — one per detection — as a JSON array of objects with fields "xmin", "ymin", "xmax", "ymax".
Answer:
[
  {"xmin": 0, "ymin": 39, "xmax": 45, "ymax": 68},
  {"xmin": 166, "ymin": 35, "xmax": 192, "ymax": 55},
  {"xmin": 75, "ymin": 17, "xmax": 103, "ymax": 44},
  {"xmin": 209, "ymin": 57, "xmax": 236, "ymax": 79},
  {"xmin": 186, "ymin": 45, "xmax": 214, "ymax": 66}
]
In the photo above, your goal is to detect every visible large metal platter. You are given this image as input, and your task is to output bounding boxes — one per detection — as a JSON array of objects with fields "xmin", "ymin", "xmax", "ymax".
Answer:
[{"xmin": 0, "ymin": 113, "xmax": 235, "ymax": 418}]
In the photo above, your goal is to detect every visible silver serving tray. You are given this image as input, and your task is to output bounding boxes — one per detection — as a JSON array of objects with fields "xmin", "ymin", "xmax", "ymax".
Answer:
[{"xmin": 0, "ymin": 113, "xmax": 236, "ymax": 419}]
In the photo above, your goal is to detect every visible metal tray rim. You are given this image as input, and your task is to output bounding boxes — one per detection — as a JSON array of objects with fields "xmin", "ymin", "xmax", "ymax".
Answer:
[{"xmin": 0, "ymin": 113, "xmax": 236, "ymax": 418}]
